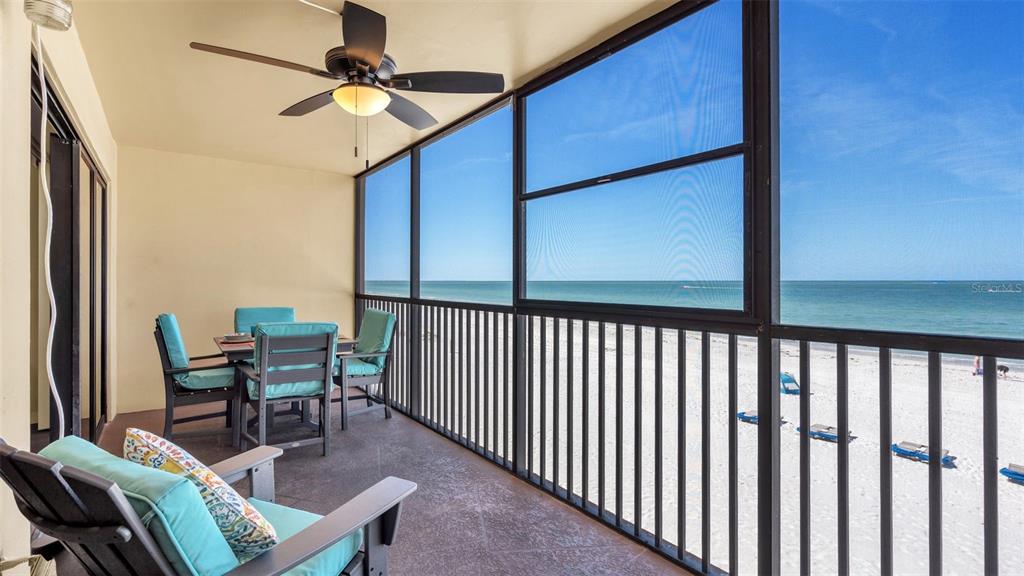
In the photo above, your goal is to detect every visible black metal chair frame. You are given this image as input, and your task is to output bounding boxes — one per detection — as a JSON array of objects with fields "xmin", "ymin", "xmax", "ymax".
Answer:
[
  {"xmin": 155, "ymin": 322, "xmax": 240, "ymax": 445},
  {"xmin": 239, "ymin": 332, "xmax": 335, "ymax": 456},
  {"xmin": 333, "ymin": 350, "xmax": 393, "ymax": 431},
  {"xmin": 0, "ymin": 439, "xmax": 416, "ymax": 576}
]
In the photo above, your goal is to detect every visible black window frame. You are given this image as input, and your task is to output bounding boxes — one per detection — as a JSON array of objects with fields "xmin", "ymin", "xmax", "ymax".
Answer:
[{"xmin": 356, "ymin": 0, "xmax": 757, "ymax": 331}]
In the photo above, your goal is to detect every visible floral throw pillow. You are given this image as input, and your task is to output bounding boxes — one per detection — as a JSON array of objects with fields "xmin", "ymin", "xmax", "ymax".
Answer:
[{"xmin": 123, "ymin": 428, "xmax": 278, "ymax": 561}]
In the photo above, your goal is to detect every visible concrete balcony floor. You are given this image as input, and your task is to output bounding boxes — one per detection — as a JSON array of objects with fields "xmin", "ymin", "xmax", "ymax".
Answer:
[{"xmin": 95, "ymin": 402, "xmax": 687, "ymax": 576}]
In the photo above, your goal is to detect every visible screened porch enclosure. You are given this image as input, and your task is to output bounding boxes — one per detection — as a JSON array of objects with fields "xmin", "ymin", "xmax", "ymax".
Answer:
[{"xmin": 354, "ymin": 1, "xmax": 1023, "ymax": 574}]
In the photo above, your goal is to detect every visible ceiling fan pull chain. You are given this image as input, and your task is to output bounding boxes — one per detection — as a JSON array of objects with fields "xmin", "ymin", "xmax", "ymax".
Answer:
[
  {"xmin": 354, "ymin": 96, "xmax": 359, "ymax": 158},
  {"xmin": 365, "ymin": 116, "xmax": 370, "ymax": 170}
]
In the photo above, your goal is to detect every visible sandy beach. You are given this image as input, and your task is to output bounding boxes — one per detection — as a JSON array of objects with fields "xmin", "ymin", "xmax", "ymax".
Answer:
[{"xmin": 500, "ymin": 322, "xmax": 1024, "ymax": 575}]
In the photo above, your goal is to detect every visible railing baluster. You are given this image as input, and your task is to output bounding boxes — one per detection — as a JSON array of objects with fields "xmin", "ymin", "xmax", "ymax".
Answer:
[
  {"xmin": 444, "ymin": 307, "xmax": 450, "ymax": 435},
  {"xmin": 436, "ymin": 305, "xmax": 440, "ymax": 426},
  {"xmin": 568, "ymin": 318, "xmax": 575, "ymax": 500},
  {"xmin": 528, "ymin": 316, "xmax": 535, "ymax": 475},
  {"xmin": 616, "ymin": 323, "xmax": 624, "ymax": 528},
  {"xmin": 541, "ymin": 316, "xmax": 548, "ymax": 484},
  {"xmin": 494, "ymin": 311, "xmax": 500, "ymax": 461},
  {"xmin": 800, "ymin": 340, "xmax": 811, "ymax": 576},
  {"xmin": 982, "ymin": 355, "xmax": 998, "ymax": 576},
  {"xmin": 838, "ymin": 343, "xmax": 849, "ymax": 576},
  {"xmin": 554, "ymin": 318, "xmax": 561, "ymax": 491},
  {"xmin": 879, "ymin": 347, "xmax": 893, "ymax": 576},
  {"xmin": 583, "ymin": 320, "xmax": 590, "ymax": 507},
  {"xmin": 701, "ymin": 331, "xmax": 710, "ymax": 574},
  {"xmin": 928, "ymin": 351, "xmax": 942, "ymax": 576},
  {"xmin": 504, "ymin": 313, "xmax": 511, "ymax": 466},
  {"xmin": 655, "ymin": 327, "xmax": 664, "ymax": 548},
  {"xmin": 599, "ymin": 321, "xmax": 606, "ymax": 515},
  {"xmin": 634, "ymin": 326, "xmax": 643, "ymax": 537},
  {"xmin": 484, "ymin": 311, "xmax": 490, "ymax": 454},
  {"xmin": 729, "ymin": 334, "xmax": 738, "ymax": 575},
  {"xmin": 475, "ymin": 310, "xmax": 481, "ymax": 451},
  {"xmin": 458, "ymin": 308, "xmax": 464, "ymax": 443},
  {"xmin": 678, "ymin": 329, "xmax": 687, "ymax": 561}
]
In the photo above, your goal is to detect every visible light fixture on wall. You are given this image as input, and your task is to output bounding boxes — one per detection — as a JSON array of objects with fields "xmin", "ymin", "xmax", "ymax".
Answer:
[
  {"xmin": 24, "ymin": 0, "xmax": 73, "ymax": 31},
  {"xmin": 332, "ymin": 83, "xmax": 391, "ymax": 117}
]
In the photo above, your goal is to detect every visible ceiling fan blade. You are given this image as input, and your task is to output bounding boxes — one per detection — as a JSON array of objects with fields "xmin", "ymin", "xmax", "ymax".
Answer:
[
  {"xmin": 387, "ymin": 71, "xmax": 505, "ymax": 94},
  {"xmin": 280, "ymin": 89, "xmax": 337, "ymax": 116},
  {"xmin": 386, "ymin": 92, "xmax": 437, "ymax": 130},
  {"xmin": 190, "ymin": 42, "xmax": 338, "ymax": 79},
  {"xmin": 297, "ymin": 0, "xmax": 339, "ymax": 16},
  {"xmin": 342, "ymin": 1, "xmax": 386, "ymax": 71}
]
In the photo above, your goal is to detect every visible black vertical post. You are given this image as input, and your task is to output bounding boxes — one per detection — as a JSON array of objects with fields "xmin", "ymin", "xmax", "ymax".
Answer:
[
  {"xmin": 409, "ymin": 150, "xmax": 422, "ymax": 419},
  {"xmin": 837, "ymin": 344, "xmax": 849, "ymax": 576},
  {"xmin": 799, "ymin": 340, "xmax": 811, "ymax": 576},
  {"xmin": 750, "ymin": 0, "xmax": 781, "ymax": 573},
  {"xmin": 879, "ymin": 347, "xmax": 893, "ymax": 576},
  {"xmin": 728, "ymin": 334, "xmax": 738, "ymax": 575},
  {"xmin": 48, "ymin": 135, "xmax": 81, "ymax": 440},
  {"xmin": 928, "ymin": 351, "xmax": 942, "ymax": 576},
  {"xmin": 355, "ymin": 177, "xmax": 365, "ymax": 296},
  {"xmin": 677, "ymin": 329, "xmax": 687, "ymax": 561},
  {"xmin": 655, "ymin": 327, "xmax": 664, "ymax": 549},
  {"xmin": 634, "ymin": 327, "xmax": 643, "ymax": 537},
  {"xmin": 512, "ymin": 94, "xmax": 528, "ymax": 478},
  {"xmin": 982, "ymin": 355, "xmax": 998, "ymax": 576},
  {"xmin": 701, "ymin": 332, "xmax": 711, "ymax": 573}
]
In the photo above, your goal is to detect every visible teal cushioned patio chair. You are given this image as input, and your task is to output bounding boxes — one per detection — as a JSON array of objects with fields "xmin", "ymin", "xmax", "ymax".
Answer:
[
  {"xmin": 332, "ymin": 309, "xmax": 396, "ymax": 431},
  {"xmin": 239, "ymin": 322, "xmax": 337, "ymax": 456},
  {"xmin": 0, "ymin": 436, "xmax": 417, "ymax": 576},
  {"xmin": 235, "ymin": 307, "xmax": 296, "ymax": 336},
  {"xmin": 155, "ymin": 313, "xmax": 239, "ymax": 444}
]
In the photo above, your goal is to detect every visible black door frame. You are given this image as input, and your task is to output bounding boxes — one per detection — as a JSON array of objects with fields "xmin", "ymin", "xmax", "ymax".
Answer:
[{"xmin": 31, "ymin": 59, "xmax": 110, "ymax": 443}]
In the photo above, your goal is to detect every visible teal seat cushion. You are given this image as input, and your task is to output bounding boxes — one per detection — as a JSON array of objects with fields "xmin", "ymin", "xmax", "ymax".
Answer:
[
  {"xmin": 178, "ymin": 366, "xmax": 236, "ymax": 391},
  {"xmin": 40, "ymin": 436, "xmax": 238, "ymax": 576},
  {"xmin": 157, "ymin": 313, "xmax": 189, "ymax": 370},
  {"xmin": 333, "ymin": 357, "xmax": 383, "ymax": 378},
  {"xmin": 247, "ymin": 499, "xmax": 361, "ymax": 576},
  {"xmin": 247, "ymin": 322, "xmax": 337, "ymax": 400},
  {"xmin": 354, "ymin": 309, "xmax": 396, "ymax": 371},
  {"xmin": 235, "ymin": 307, "xmax": 295, "ymax": 336},
  {"xmin": 247, "ymin": 379, "xmax": 334, "ymax": 400}
]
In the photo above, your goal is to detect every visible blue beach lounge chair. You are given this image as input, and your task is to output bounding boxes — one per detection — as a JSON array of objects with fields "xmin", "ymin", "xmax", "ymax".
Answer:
[
  {"xmin": 891, "ymin": 441, "xmax": 956, "ymax": 468},
  {"xmin": 1000, "ymin": 463, "xmax": 1024, "ymax": 484},
  {"xmin": 736, "ymin": 410, "xmax": 785, "ymax": 426},
  {"xmin": 780, "ymin": 372, "xmax": 800, "ymax": 395},
  {"xmin": 737, "ymin": 410, "xmax": 759, "ymax": 424},
  {"xmin": 798, "ymin": 423, "xmax": 854, "ymax": 443}
]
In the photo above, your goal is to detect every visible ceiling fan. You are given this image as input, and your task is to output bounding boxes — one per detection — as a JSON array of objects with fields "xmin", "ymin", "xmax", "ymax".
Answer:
[{"xmin": 190, "ymin": 0, "xmax": 505, "ymax": 130}]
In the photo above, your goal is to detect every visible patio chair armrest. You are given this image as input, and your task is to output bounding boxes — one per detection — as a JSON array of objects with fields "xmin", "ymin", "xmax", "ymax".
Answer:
[
  {"xmin": 164, "ymin": 358, "xmax": 233, "ymax": 376},
  {"xmin": 224, "ymin": 477, "xmax": 417, "ymax": 576},
  {"xmin": 239, "ymin": 362, "xmax": 260, "ymax": 382},
  {"xmin": 338, "ymin": 350, "xmax": 390, "ymax": 360},
  {"xmin": 209, "ymin": 446, "xmax": 283, "ymax": 501},
  {"xmin": 190, "ymin": 353, "xmax": 226, "ymax": 361}
]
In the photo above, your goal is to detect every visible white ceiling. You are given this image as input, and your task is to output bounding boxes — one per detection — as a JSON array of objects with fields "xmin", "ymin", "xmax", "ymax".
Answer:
[{"xmin": 72, "ymin": 0, "xmax": 671, "ymax": 176}]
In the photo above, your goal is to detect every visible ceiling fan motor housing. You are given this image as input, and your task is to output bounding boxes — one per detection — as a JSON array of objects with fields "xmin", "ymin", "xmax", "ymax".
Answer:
[{"xmin": 325, "ymin": 46, "xmax": 397, "ymax": 79}]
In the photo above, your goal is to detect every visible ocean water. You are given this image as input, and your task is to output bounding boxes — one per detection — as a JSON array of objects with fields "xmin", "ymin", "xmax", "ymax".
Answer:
[{"xmin": 363, "ymin": 280, "xmax": 1024, "ymax": 340}]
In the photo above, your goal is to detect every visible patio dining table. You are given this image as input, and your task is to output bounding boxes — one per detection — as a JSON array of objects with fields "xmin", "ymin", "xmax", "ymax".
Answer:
[{"xmin": 214, "ymin": 335, "xmax": 358, "ymax": 363}]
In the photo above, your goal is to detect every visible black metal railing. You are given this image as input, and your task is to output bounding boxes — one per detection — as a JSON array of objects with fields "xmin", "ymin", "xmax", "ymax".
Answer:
[{"xmin": 357, "ymin": 294, "xmax": 1021, "ymax": 575}]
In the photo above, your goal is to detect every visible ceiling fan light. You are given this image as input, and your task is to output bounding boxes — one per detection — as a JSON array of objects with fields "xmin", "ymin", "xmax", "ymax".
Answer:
[{"xmin": 332, "ymin": 84, "xmax": 390, "ymax": 117}]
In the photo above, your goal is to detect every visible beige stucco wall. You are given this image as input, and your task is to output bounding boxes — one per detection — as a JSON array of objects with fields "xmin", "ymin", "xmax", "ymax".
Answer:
[
  {"xmin": 1, "ymin": 3, "xmax": 117, "ymax": 569},
  {"xmin": 0, "ymin": 2, "xmax": 34, "ymax": 569},
  {"xmin": 115, "ymin": 145, "xmax": 355, "ymax": 414}
]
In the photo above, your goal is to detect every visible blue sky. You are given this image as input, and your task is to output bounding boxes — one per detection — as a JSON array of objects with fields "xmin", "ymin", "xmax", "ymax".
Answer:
[{"xmin": 366, "ymin": 0, "xmax": 1023, "ymax": 284}]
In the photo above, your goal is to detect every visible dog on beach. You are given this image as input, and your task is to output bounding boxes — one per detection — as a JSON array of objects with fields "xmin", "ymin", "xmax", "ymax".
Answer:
[{"xmin": 997, "ymin": 364, "xmax": 1009, "ymax": 378}]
